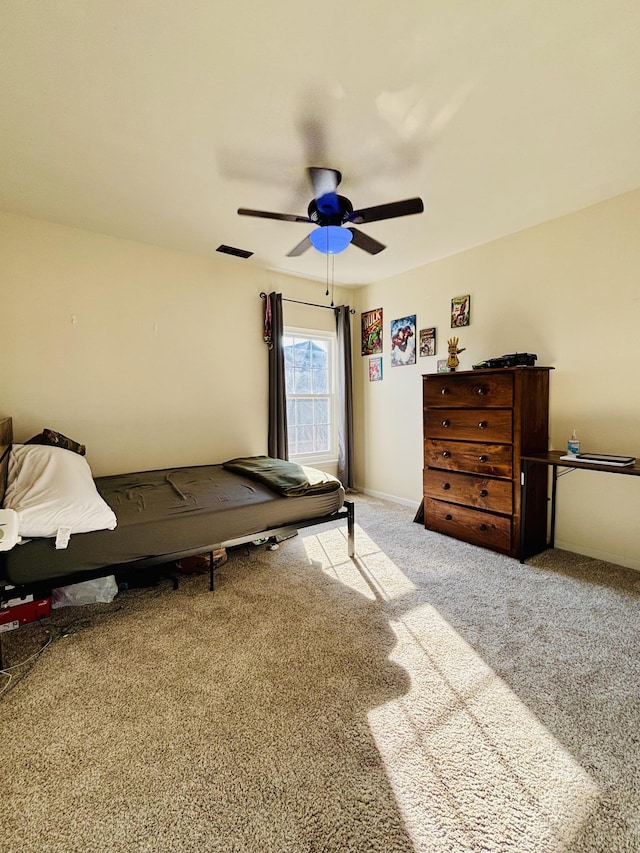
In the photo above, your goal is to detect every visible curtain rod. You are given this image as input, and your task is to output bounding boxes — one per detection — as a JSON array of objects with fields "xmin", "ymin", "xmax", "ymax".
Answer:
[{"xmin": 260, "ymin": 292, "xmax": 355, "ymax": 314}]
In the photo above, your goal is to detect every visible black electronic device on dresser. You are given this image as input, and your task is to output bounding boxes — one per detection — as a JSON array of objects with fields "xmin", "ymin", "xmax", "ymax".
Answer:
[
  {"xmin": 472, "ymin": 352, "xmax": 537, "ymax": 369},
  {"xmin": 422, "ymin": 367, "xmax": 552, "ymax": 559}
]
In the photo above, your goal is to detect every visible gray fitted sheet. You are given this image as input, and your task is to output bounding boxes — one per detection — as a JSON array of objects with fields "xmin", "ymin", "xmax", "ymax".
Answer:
[{"xmin": 2, "ymin": 464, "xmax": 345, "ymax": 585}]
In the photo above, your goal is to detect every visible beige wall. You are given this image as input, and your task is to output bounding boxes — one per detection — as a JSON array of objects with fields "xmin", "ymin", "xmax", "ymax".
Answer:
[
  {"xmin": 351, "ymin": 189, "xmax": 640, "ymax": 570},
  {"xmin": 0, "ymin": 212, "xmax": 347, "ymax": 477},
  {"xmin": 3, "ymin": 192, "xmax": 639, "ymax": 570}
]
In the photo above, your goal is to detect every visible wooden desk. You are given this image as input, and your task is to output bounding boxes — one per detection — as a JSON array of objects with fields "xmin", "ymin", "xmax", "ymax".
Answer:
[{"xmin": 519, "ymin": 451, "xmax": 640, "ymax": 563}]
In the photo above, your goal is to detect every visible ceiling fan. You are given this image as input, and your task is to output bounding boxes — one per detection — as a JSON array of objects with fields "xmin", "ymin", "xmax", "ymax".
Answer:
[{"xmin": 238, "ymin": 167, "xmax": 424, "ymax": 256}]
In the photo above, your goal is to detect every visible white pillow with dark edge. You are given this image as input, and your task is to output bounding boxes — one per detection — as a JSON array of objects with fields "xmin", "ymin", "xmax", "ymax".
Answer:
[{"xmin": 4, "ymin": 444, "xmax": 117, "ymax": 538}]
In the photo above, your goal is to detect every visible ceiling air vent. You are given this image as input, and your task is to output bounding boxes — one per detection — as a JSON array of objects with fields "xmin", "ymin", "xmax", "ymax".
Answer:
[{"xmin": 216, "ymin": 244, "xmax": 253, "ymax": 259}]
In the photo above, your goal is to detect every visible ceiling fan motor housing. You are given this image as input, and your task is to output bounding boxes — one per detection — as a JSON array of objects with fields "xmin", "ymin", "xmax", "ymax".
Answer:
[{"xmin": 308, "ymin": 195, "xmax": 353, "ymax": 227}]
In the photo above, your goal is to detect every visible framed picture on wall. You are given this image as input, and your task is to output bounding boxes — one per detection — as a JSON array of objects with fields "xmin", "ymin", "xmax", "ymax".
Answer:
[
  {"xmin": 451, "ymin": 294, "xmax": 471, "ymax": 327},
  {"xmin": 390, "ymin": 314, "xmax": 416, "ymax": 366},
  {"xmin": 368, "ymin": 357, "xmax": 383, "ymax": 382},
  {"xmin": 361, "ymin": 308, "xmax": 383, "ymax": 355},
  {"xmin": 419, "ymin": 327, "xmax": 437, "ymax": 357}
]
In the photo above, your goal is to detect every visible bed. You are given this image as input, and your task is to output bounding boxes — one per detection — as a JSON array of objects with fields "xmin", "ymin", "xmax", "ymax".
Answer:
[{"xmin": 0, "ymin": 417, "xmax": 354, "ymax": 598}]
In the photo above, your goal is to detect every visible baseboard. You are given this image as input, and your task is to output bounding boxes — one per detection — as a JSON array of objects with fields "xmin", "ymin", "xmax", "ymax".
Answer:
[
  {"xmin": 554, "ymin": 538, "xmax": 640, "ymax": 573},
  {"xmin": 359, "ymin": 487, "xmax": 421, "ymax": 511}
]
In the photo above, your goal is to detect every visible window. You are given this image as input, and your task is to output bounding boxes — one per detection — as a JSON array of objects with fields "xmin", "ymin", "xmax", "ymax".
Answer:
[{"xmin": 283, "ymin": 328, "xmax": 336, "ymax": 462}]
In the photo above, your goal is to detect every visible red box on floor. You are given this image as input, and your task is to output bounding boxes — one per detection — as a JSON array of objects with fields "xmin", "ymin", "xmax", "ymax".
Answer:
[{"xmin": 0, "ymin": 598, "xmax": 51, "ymax": 632}]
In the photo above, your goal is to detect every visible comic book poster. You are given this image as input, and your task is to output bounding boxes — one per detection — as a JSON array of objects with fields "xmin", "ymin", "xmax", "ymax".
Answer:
[
  {"xmin": 390, "ymin": 314, "xmax": 416, "ymax": 366},
  {"xmin": 368, "ymin": 356, "xmax": 382, "ymax": 381},
  {"xmin": 361, "ymin": 308, "xmax": 383, "ymax": 355},
  {"xmin": 451, "ymin": 294, "xmax": 471, "ymax": 327},
  {"xmin": 419, "ymin": 327, "xmax": 436, "ymax": 357}
]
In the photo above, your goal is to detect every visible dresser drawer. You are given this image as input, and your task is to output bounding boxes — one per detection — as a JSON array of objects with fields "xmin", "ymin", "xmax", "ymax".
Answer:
[
  {"xmin": 424, "ymin": 498, "xmax": 512, "ymax": 553},
  {"xmin": 424, "ymin": 373, "xmax": 513, "ymax": 408},
  {"xmin": 424, "ymin": 438, "xmax": 513, "ymax": 478},
  {"xmin": 424, "ymin": 469, "xmax": 513, "ymax": 514},
  {"xmin": 424, "ymin": 408, "xmax": 513, "ymax": 443}
]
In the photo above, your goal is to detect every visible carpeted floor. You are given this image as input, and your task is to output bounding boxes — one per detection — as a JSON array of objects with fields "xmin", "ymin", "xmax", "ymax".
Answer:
[{"xmin": 1, "ymin": 493, "xmax": 639, "ymax": 853}]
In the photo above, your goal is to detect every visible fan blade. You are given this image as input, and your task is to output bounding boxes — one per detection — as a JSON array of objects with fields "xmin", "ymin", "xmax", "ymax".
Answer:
[
  {"xmin": 286, "ymin": 234, "xmax": 313, "ymax": 257},
  {"xmin": 347, "ymin": 228, "xmax": 386, "ymax": 255},
  {"xmin": 238, "ymin": 207, "xmax": 312, "ymax": 223},
  {"xmin": 307, "ymin": 167, "xmax": 342, "ymax": 216},
  {"xmin": 349, "ymin": 197, "xmax": 424, "ymax": 225}
]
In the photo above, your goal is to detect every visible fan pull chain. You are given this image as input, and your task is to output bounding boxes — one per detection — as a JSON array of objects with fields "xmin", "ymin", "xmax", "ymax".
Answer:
[
  {"xmin": 325, "ymin": 246, "xmax": 330, "ymax": 297},
  {"xmin": 331, "ymin": 255, "xmax": 335, "ymax": 307}
]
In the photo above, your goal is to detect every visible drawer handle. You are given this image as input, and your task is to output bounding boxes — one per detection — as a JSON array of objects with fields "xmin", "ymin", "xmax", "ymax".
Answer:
[
  {"xmin": 442, "ymin": 483, "xmax": 451, "ymax": 491},
  {"xmin": 442, "ymin": 450, "xmax": 451, "ymax": 459},
  {"xmin": 479, "ymin": 489, "xmax": 488, "ymax": 497},
  {"xmin": 476, "ymin": 386, "xmax": 486, "ymax": 396},
  {"xmin": 445, "ymin": 513, "xmax": 453, "ymax": 521},
  {"xmin": 478, "ymin": 421, "xmax": 488, "ymax": 429},
  {"xmin": 442, "ymin": 420, "xmax": 450, "ymax": 428},
  {"xmin": 479, "ymin": 523, "xmax": 488, "ymax": 532},
  {"xmin": 479, "ymin": 455, "xmax": 488, "ymax": 463},
  {"xmin": 440, "ymin": 388, "xmax": 449, "ymax": 395}
]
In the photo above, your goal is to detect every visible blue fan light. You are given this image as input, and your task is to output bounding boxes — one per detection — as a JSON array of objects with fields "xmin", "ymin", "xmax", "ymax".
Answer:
[{"xmin": 309, "ymin": 225, "xmax": 353, "ymax": 255}]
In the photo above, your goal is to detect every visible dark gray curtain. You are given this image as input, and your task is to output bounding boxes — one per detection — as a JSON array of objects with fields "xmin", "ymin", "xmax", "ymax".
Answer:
[
  {"xmin": 336, "ymin": 306, "xmax": 354, "ymax": 489},
  {"xmin": 266, "ymin": 292, "xmax": 288, "ymax": 459}
]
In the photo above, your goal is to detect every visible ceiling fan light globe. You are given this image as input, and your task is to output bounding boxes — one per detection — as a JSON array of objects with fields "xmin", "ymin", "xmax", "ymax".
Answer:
[{"xmin": 309, "ymin": 225, "xmax": 353, "ymax": 255}]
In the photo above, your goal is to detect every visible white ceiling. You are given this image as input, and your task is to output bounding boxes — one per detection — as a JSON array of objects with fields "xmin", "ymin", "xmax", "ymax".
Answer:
[{"xmin": 2, "ymin": 1, "xmax": 640, "ymax": 286}]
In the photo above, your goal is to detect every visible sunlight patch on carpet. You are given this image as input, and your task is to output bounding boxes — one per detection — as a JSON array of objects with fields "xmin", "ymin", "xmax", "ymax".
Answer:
[
  {"xmin": 368, "ymin": 604, "xmax": 600, "ymax": 853},
  {"xmin": 302, "ymin": 524, "xmax": 416, "ymax": 601}
]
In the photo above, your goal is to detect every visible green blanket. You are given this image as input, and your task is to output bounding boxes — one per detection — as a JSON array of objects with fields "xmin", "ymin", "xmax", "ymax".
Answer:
[{"xmin": 222, "ymin": 456, "xmax": 342, "ymax": 497}]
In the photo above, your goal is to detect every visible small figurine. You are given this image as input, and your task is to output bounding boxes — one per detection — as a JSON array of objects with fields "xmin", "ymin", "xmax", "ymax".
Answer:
[{"xmin": 447, "ymin": 337, "xmax": 466, "ymax": 371}]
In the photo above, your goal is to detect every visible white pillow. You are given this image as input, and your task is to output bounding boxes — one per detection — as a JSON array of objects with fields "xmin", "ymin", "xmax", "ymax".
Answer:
[{"xmin": 3, "ymin": 444, "xmax": 117, "ymax": 538}]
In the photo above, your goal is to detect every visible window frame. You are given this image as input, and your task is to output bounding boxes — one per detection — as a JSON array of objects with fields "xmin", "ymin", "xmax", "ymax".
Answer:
[{"xmin": 283, "ymin": 325, "xmax": 338, "ymax": 465}]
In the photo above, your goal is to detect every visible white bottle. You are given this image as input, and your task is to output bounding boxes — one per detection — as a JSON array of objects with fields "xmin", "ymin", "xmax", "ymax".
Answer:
[{"xmin": 567, "ymin": 429, "xmax": 580, "ymax": 456}]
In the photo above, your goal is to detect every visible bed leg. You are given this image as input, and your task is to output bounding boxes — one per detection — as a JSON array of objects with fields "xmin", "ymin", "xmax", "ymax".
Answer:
[
  {"xmin": 345, "ymin": 500, "xmax": 355, "ymax": 558},
  {"xmin": 209, "ymin": 551, "xmax": 215, "ymax": 592}
]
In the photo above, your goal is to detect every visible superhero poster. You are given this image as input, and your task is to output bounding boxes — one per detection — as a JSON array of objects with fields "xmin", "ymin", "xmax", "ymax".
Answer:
[
  {"xmin": 390, "ymin": 315, "xmax": 416, "ymax": 366},
  {"xmin": 451, "ymin": 294, "xmax": 471, "ymax": 327},
  {"xmin": 419, "ymin": 327, "xmax": 437, "ymax": 357},
  {"xmin": 361, "ymin": 308, "xmax": 383, "ymax": 355},
  {"xmin": 368, "ymin": 357, "xmax": 382, "ymax": 382}
]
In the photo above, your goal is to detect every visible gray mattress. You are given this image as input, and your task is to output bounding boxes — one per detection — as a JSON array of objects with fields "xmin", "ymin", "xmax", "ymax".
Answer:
[{"xmin": 2, "ymin": 464, "xmax": 345, "ymax": 585}]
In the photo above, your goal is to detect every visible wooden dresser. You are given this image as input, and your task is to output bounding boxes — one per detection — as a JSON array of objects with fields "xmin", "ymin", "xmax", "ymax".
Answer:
[{"xmin": 422, "ymin": 367, "xmax": 551, "ymax": 559}]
